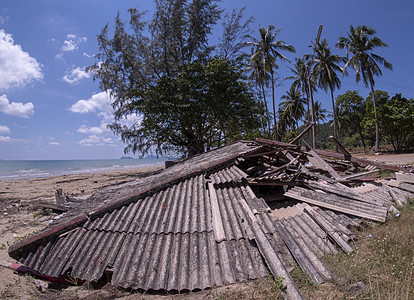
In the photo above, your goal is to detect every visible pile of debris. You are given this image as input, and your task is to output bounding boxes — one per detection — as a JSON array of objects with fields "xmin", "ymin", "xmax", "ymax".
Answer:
[{"xmin": 8, "ymin": 138, "xmax": 414, "ymax": 299}]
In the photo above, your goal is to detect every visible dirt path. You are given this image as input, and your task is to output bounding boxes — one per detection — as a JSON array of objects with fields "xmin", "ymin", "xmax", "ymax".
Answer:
[{"xmin": 354, "ymin": 153, "xmax": 414, "ymax": 166}]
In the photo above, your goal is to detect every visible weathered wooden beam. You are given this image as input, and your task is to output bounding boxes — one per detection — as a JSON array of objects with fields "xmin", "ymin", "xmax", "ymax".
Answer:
[
  {"xmin": 305, "ymin": 181, "xmax": 368, "ymax": 203},
  {"xmin": 248, "ymin": 181, "xmax": 303, "ymax": 186},
  {"xmin": 32, "ymin": 202, "xmax": 69, "ymax": 213},
  {"xmin": 256, "ymin": 138, "xmax": 300, "ymax": 150},
  {"xmin": 341, "ymin": 169, "xmax": 380, "ymax": 181},
  {"xmin": 290, "ymin": 122, "xmax": 315, "ymax": 145},
  {"xmin": 307, "ymin": 149, "xmax": 341, "ymax": 180},
  {"xmin": 314, "ymin": 149, "xmax": 409, "ymax": 172},
  {"xmin": 329, "ymin": 136, "xmax": 352, "ymax": 160}
]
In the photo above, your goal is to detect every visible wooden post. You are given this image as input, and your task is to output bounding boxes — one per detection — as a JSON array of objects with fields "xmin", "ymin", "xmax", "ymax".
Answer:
[
  {"xmin": 329, "ymin": 136, "xmax": 352, "ymax": 160},
  {"xmin": 290, "ymin": 122, "xmax": 315, "ymax": 145}
]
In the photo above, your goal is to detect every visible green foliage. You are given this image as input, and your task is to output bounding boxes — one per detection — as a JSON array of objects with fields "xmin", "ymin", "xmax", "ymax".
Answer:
[
  {"xmin": 90, "ymin": 1, "xmax": 264, "ymax": 156},
  {"xmin": 111, "ymin": 57, "xmax": 265, "ymax": 156},
  {"xmin": 378, "ymin": 93, "xmax": 414, "ymax": 151},
  {"xmin": 337, "ymin": 25, "xmax": 392, "ymax": 151},
  {"xmin": 246, "ymin": 25, "xmax": 296, "ymax": 139},
  {"xmin": 336, "ymin": 90, "xmax": 366, "ymax": 148}
]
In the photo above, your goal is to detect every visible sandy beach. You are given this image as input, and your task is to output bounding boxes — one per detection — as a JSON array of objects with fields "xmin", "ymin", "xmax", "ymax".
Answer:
[{"xmin": 0, "ymin": 165, "xmax": 163, "ymax": 299}]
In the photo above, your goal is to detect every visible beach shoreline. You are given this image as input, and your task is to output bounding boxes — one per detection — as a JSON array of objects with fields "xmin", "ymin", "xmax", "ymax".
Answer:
[{"xmin": 0, "ymin": 165, "xmax": 164, "ymax": 299}]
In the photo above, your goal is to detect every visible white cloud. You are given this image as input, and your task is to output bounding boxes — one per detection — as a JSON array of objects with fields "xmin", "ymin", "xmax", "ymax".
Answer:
[
  {"xmin": 0, "ymin": 136, "xmax": 12, "ymax": 142},
  {"xmin": 70, "ymin": 91, "xmax": 113, "ymax": 114},
  {"xmin": 0, "ymin": 16, "xmax": 9, "ymax": 25},
  {"xmin": 60, "ymin": 34, "xmax": 87, "ymax": 52},
  {"xmin": 63, "ymin": 66, "xmax": 90, "ymax": 84},
  {"xmin": 0, "ymin": 94, "xmax": 34, "ymax": 118},
  {"xmin": 0, "ymin": 124, "xmax": 10, "ymax": 134},
  {"xmin": 83, "ymin": 52, "xmax": 94, "ymax": 58},
  {"xmin": 77, "ymin": 124, "xmax": 107, "ymax": 135},
  {"xmin": 62, "ymin": 40, "xmax": 76, "ymax": 52},
  {"xmin": 0, "ymin": 29, "xmax": 43, "ymax": 91},
  {"xmin": 78, "ymin": 134, "xmax": 114, "ymax": 147},
  {"xmin": 49, "ymin": 142, "xmax": 61, "ymax": 146}
]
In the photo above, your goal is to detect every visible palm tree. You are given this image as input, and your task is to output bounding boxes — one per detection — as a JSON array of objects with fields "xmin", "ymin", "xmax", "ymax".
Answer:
[
  {"xmin": 279, "ymin": 85, "xmax": 306, "ymax": 130},
  {"xmin": 246, "ymin": 26, "xmax": 295, "ymax": 140},
  {"xmin": 286, "ymin": 57, "xmax": 317, "ymax": 140},
  {"xmin": 336, "ymin": 25, "xmax": 392, "ymax": 152},
  {"xmin": 306, "ymin": 39, "xmax": 346, "ymax": 143},
  {"xmin": 314, "ymin": 100, "xmax": 329, "ymax": 135},
  {"xmin": 245, "ymin": 48, "xmax": 271, "ymax": 136}
]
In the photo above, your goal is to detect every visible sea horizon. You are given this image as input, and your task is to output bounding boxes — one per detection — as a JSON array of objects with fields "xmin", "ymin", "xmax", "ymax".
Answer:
[{"xmin": 0, "ymin": 157, "xmax": 171, "ymax": 181}]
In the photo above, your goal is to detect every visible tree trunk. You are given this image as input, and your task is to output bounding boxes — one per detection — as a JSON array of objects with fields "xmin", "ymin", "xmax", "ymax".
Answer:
[
  {"xmin": 308, "ymin": 77, "xmax": 317, "ymax": 148},
  {"xmin": 271, "ymin": 70, "xmax": 278, "ymax": 140},
  {"xmin": 261, "ymin": 84, "xmax": 271, "ymax": 138},
  {"xmin": 330, "ymin": 86, "xmax": 338, "ymax": 152},
  {"xmin": 369, "ymin": 80, "xmax": 380, "ymax": 152},
  {"xmin": 357, "ymin": 127, "xmax": 366, "ymax": 150}
]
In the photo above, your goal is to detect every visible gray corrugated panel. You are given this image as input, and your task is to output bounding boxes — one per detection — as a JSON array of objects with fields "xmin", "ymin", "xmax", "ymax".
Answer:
[
  {"xmin": 42, "ymin": 228, "xmax": 86, "ymax": 277},
  {"xmin": 296, "ymin": 213, "xmax": 337, "ymax": 255},
  {"xmin": 286, "ymin": 218, "xmax": 323, "ymax": 258},
  {"xmin": 109, "ymin": 232, "xmax": 268, "ymax": 291},
  {"xmin": 293, "ymin": 214, "xmax": 337, "ymax": 256},
  {"xmin": 215, "ymin": 186, "xmax": 246, "ymax": 241},
  {"xmin": 291, "ymin": 187, "xmax": 388, "ymax": 218},
  {"xmin": 19, "ymin": 237, "xmax": 56, "ymax": 271},
  {"xmin": 210, "ymin": 165, "xmax": 248, "ymax": 185},
  {"xmin": 84, "ymin": 175, "xmax": 211, "ymax": 236},
  {"xmin": 283, "ymin": 218, "xmax": 333, "ymax": 283}
]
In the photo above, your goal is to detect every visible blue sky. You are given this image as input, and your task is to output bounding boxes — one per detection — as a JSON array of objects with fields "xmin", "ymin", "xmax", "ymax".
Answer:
[{"xmin": 0, "ymin": 0, "xmax": 413, "ymax": 160}]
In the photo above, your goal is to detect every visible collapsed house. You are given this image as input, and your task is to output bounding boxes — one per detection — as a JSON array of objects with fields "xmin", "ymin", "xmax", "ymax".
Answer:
[{"xmin": 8, "ymin": 138, "xmax": 414, "ymax": 299}]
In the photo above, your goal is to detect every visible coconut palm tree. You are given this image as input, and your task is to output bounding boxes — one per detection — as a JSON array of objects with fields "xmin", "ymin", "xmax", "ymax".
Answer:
[
  {"xmin": 286, "ymin": 57, "xmax": 318, "ymax": 139},
  {"xmin": 246, "ymin": 25, "xmax": 295, "ymax": 140},
  {"xmin": 314, "ymin": 100, "xmax": 329, "ymax": 135},
  {"xmin": 336, "ymin": 25, "xmax": 392, "ymax": 152},
  {"xmin": 245, "ymin": 48, "xmax": 271, "ymax": 136},
  {"xmin": 306, "ymin": 39, "xmax": 346, "ymax": 143},
  {"xmin": 279, "ymin": 85, "xmax": 307, "ymax": 130}
]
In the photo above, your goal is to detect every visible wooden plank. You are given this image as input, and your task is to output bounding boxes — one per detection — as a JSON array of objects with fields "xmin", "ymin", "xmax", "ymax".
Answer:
[
  {"xmin": 32, "ymin": 202, "xmax": 69, "ymax": 212},
  {"xmin": 341, "ymin": 169, "xmax": 380, "ymax": 181},
  {"xmin": 329, "ymin": 136, "xmax": 352, "ymax": 160},
  {"xmin": 285, "ymin": 190, "xmax": 386, "ymax": 222},
  {"xmin": 207, "ymin": 182, "xmax": 226, "ymax": 242},
  {"xmin": 289, "ymin": 122, "xmax": 315, "ymax": 145},
  {"xmin": 307, "ymin": 149, "xmax": 341, "ymax": 180}
]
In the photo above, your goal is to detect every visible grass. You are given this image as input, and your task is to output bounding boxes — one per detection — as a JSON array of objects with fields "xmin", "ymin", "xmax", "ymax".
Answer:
[{"xmin": 312, "ymin": 199, "xmax": 414, "ymax": 299}]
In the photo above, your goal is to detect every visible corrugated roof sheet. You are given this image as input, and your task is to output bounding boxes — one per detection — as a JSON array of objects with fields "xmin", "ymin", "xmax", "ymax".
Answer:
[{"xmin": 14, "ymin": 174, "xmax": 272, "ymax": 291}]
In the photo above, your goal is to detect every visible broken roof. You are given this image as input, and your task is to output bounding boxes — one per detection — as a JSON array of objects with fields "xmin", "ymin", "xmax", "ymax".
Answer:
[{"xmin": 8, "ymin": 139, "xmax": 414, "ymax": 299}]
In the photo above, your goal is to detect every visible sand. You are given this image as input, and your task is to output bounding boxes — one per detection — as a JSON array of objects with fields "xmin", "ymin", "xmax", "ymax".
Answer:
[{"xmin": 0, "ymin": 166, "xmax": 163, "ymax": 299}]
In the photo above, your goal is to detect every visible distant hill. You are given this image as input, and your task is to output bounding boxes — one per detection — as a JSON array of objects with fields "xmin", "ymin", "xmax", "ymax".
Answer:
[{"xmin": 120, "ymin": 156, "xmax": 134, "ymax": 160}]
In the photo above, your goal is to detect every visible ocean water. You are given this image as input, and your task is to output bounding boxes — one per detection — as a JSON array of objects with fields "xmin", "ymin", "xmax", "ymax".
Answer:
[{"xmin": 0, "ymin": 158, "xmax": 169, "ymax": 181}]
